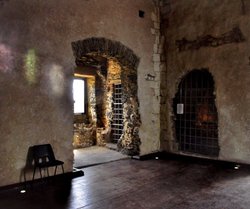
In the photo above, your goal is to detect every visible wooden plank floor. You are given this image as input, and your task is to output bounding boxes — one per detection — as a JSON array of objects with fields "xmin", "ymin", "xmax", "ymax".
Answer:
[{"xmin": 1, "ymin": 156, "xmax": 250, "ymax": 209}]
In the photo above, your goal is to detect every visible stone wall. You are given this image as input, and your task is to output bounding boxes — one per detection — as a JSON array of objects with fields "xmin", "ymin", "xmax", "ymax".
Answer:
[
  {"xmin": 88, "ymin": 77, "xmax": 97, "ymax": 125},
  {"xmin": 73, "ymin": 123, "xmax": 95, "ymax": 148},
  {"xmin": 105, "ymin": 59, "xmax": 122, "ymax": 143},
  {"xmin": 0, "ymin": 0, "xmax": 156, "ymax": 187},
  {"xmin": 161, "ymin": 0, "xmax": 250, "ymax": 163},
  {"xmin": 116, "ymin": 64, "xmax": 140, "ymax": 155}
]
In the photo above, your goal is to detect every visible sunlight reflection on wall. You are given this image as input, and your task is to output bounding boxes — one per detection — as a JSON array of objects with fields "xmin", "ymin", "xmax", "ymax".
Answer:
[
  {"xmin": 24, "ymin": 49, "xmax": 37, "ymax": 84},
  {"xmin": 48, "ymin": 64, "xmax": 65, "ymax": 97},
  {"xmin": 0, "ymin": 43, "xmax": 14, "ymax": 73}
]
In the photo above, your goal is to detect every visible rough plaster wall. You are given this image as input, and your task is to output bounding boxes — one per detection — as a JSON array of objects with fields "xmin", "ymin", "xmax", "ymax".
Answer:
[
  {"xmin": 0, "ymin": 0, "xmax": 156, "ymax": 186},
  {"xmin": 162, "ymin": 0, "xmax": 250, "ymax": 163}
]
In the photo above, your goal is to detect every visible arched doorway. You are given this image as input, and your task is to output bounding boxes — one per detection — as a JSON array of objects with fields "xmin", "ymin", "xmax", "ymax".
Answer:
[
  {"xmin": 173, "ymin": 70, "xmax": 219, "ymax": 157},
  {"xmin": 71, "ymin": 37, "xmax": 141, "ymax": 160}
]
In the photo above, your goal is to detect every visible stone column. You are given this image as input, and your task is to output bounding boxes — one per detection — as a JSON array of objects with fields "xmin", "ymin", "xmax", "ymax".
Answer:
[{"xmin": 118, "ymin": 66, "xmax": 141, "ymax": 156}]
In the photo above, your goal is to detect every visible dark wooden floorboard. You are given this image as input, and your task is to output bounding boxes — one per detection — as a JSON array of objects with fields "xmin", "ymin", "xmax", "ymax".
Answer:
[{"xmin": 1, "ymin": 157, "xmax": 250, "ymax": 209}]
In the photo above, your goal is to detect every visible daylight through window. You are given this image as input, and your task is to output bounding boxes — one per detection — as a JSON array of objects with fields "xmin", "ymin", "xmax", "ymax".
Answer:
[{"xmin": 73, "ymin": 79, "xmax": 85, "ymax": 114}]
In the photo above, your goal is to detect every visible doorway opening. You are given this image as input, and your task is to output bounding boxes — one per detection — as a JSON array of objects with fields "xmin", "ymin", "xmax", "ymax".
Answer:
[
  {"xmin": 71, "ymin": 38, "xmax": 141, "ymax": 168},
  {"xmin": 173, "ymin": 69, "xmax": 219, "ymax": 157}
]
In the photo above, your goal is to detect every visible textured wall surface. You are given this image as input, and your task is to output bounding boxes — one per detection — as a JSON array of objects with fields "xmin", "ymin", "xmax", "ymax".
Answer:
[
  {"xmin": 0, "ymin": 0, "xmax": 156, "ymax": 186},
  {"xmin": 2, "ymin": 0, "xmax": 250, "ymax": 187},
  {"xmin": 161, "ymin": 0, "xmax": 250, "ymax": 163}
]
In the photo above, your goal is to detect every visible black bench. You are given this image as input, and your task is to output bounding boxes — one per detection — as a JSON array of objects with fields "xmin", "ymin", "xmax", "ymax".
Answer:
[{"xmin": 32, "ymin": 144, "xmax": 64, "ymax": 180}]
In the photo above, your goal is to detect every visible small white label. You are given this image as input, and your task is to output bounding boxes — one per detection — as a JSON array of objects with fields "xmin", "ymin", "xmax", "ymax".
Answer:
[{"xmin": 177, "ymin": 104, "xmax": 184, "ymax": 114}]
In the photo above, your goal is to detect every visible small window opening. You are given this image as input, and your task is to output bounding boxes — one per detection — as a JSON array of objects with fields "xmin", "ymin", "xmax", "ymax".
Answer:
[
  {"xmin": 73, "ymin": 78, "xmax": 85, "ymax": 114},
  {"xmin": 139, "ymin": 10, "xmax": 145, "ymax": 18}
]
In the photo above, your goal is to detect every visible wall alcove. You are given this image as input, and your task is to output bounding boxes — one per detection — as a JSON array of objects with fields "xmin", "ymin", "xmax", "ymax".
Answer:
[{"xmin": 173, "ymin": 70, "xmax": 219, "ymax": 157}]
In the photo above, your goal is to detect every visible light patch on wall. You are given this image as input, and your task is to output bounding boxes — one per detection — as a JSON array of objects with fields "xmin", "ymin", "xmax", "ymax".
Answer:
[
  {"xmin": 0, "ymin": 43, "xmax": 14, "ymax": 73},
  {"xmin": 24, "ymin": 49, "xmax": 37, "ymax": 84},
  {"xmin": 48, "ymin": 64, "xmax": 65, "ymax": 97}
]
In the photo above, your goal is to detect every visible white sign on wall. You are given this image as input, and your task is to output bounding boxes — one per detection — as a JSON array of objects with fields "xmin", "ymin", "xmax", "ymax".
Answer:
[{"xmin": 177, "ymin": 103, "xmax": 184, "ymax": 114}]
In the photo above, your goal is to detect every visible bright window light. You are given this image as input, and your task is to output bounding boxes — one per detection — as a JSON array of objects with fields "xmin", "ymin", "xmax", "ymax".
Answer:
[{"xmin": 73, "ymin": 79, "xmax": 85, "ymax": 113}]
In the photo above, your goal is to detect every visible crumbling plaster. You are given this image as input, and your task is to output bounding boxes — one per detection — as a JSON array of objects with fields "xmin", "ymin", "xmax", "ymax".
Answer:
[
  {"xmin": 0, "ymin": 0, "xmax": 156, "ymax": 187},
  {"xmin": 161, "ymin": 0, "xmax": 250, "ymax": 163}
]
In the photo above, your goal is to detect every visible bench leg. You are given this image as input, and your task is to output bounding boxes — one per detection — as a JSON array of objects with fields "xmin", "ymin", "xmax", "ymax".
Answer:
[
  {"xmin": 46, "ymin": 167, "xmax": 49, "ymax": 177},
  {"xmin": 39, "ymin": 168, "xmax": 42, "ymax": 178},
  {"xmin": 32, "ymin": 167, "xmax": 36, "ymax": 181},
  {"xmin": 54, "ymin": 166, "xmax": 58, "ymax": 175}
]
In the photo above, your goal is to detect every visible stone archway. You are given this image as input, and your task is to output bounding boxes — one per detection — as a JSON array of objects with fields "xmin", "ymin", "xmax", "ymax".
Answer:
[{"xmin": 71, "ymin": 37, "xmax": 141, "ymax": 156}]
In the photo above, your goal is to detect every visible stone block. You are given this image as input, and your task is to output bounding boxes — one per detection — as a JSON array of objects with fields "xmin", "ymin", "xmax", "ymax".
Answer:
[
  {"xmin": 155, "ymin": 29, "xmax": 160, "ymax": 35},
  {"xmin": 158, "ymin": 44, "xmax": 164, "ymax": 53},
  {"xmin": 155, "ymin": 35, "xmax": 160, "ymax": 44},
  {"xmin": 154, "ymin": 22, "xmax": 160, "ymax": 30},
  {"xmin": 153, "ymin": 44, "xmax": 159, "ymax": 53},
  {"xmin": 153, "ymin": 62, "xmax": 161, "ymax": 72},
  {"xmin": 96, "ymin": 128, "xmax": 106, "ymax": 146},
  {"xmin": 154, "ymin": 72, "xmax": 161, "ymax": 81},
  {"xmin": 73, "ymin": 124, "xmax": 95, "ymax": 148},
  {"xmin": 153, "ymin": 54, "xmax": 161, "ymax": 62},
  {"xmin": 151, "ymin": 12, "xmax": 157, "ymax": 22}
]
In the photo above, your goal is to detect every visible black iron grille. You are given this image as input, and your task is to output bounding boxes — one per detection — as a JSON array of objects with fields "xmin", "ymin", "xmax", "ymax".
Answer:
[
  {"xmin": 111, "ymin": 84, "xmax": 123, "ymax": 142},
  {"xmin": 173, "ymin": 70, "xmax": 219, "ymax": 157}
]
